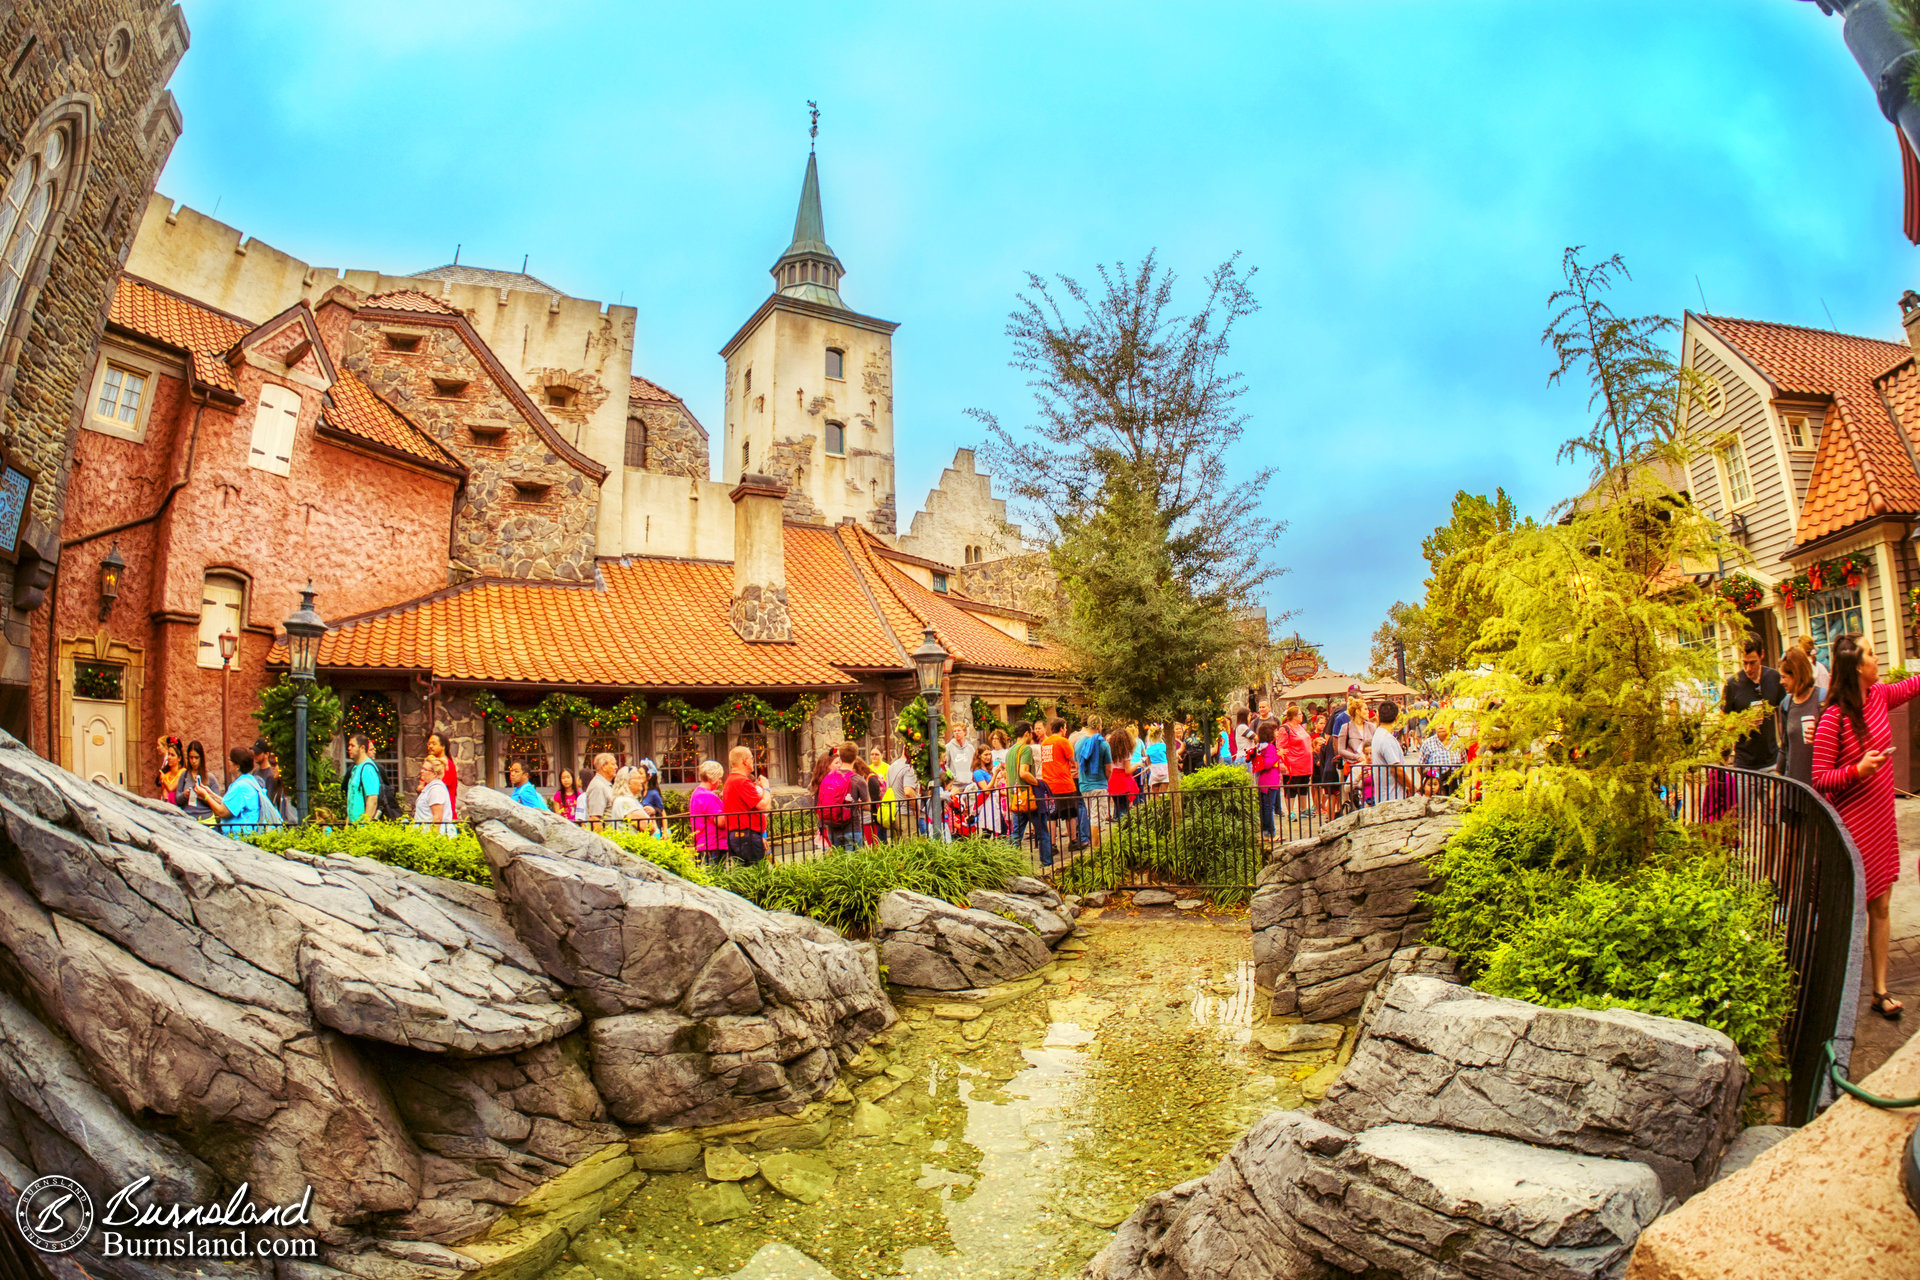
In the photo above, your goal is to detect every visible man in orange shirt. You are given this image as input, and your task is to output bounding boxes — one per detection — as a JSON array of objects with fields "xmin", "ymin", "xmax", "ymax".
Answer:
[
  {"xmin": 719, "ymin": 745, "xmax": 771, "ymax": 865},
  {"xmin": 1040, "ymin": 718, "xmax": 1079, "ymax": 857}
]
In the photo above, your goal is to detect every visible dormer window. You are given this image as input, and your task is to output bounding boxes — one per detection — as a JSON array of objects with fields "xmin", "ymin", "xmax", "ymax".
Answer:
[
  {"xmin": 932, "ymin": 572, "xmax": 948, "ymax": 593},
  {"xmin": 825, "ymin": 422, "xmax": 846, "ymax": 456},
  {"xmin": 430, "ymin": 376, "xmax": 469, "ymax": 398},
  {"xmin": 825, "ymin": 348, "xmax": 844, "ymax": 380},
  {"xmin": 382, "ymin": 331, "xmax": 423, "ymax": 353},
  {"xmin": 1785, "ymin": 414, "xmax": 1811, "ymax": 451},
  {"xmin": 511, "ymin": 481, "xmax": 551, "ymax": 504}
]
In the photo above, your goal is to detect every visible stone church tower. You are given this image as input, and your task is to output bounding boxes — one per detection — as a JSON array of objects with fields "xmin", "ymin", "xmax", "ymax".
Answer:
[{"xmin": 720, "ymin": 146, "xmax": 899, "ymax": 534}]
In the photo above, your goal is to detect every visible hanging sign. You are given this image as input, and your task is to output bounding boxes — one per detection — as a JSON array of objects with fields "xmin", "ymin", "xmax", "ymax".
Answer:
[{"xmin": 1279, "ymin": 648, "xmax": 1321, "ymax": 683}]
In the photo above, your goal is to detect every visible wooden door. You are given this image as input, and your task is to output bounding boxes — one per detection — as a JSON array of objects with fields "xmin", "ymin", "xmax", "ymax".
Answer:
[{"xmin": 73, "ymin": 698, "xmax": 125, "ymax": 787}]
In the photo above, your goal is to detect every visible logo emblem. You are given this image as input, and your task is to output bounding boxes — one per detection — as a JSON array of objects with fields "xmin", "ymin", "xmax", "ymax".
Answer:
[{"xmin": 15, "ymin": 1175, "xmax": 92, "ymax": 1253}]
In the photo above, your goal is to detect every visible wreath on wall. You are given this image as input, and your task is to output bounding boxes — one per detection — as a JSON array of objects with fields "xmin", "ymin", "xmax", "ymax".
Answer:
[
  {"xmin": 1018, "ymin": 697, "xmax": 1046, "ymax": 726},
  {"xmin": 471, "ymin": 689, "xmax": 650, "ymax": 733},
  {"xmin": 1717, "ymin": 573, "xmax": 1767, "ymax": 612},
  {"xmin": 343, "ymin": 690, "xmax": 399, "ymax": 752},
  {"xmin": 839, "ymin": 692, "xmax": 873, "ymax": 741},
  {"xmin": 896, "ymin": 695, "xmax": 934, "ymax": 775},
  {"xmin": 1778, "ymin": 552, "xmax": 1876, "ymax": 607},
  {"xmin": 656, "ymin": 693, "xmax": 820, "ymax": 735}
]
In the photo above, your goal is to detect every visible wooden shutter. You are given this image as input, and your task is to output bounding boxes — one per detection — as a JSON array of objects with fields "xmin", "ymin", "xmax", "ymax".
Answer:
[{"xmin": 249, "ymin": 383, "xmax": 301, "ymax": 476}]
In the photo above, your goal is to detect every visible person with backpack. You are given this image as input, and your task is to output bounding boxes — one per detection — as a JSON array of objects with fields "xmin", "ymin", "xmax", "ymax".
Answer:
[
  {"xmin": 1007, "ymin": 720, "xmax": 1053, "ymax": 867},
  {"xmin": 818, "ymin": 743, "xmax": 862, "ymax": 849},
  {"xmin": 1074, "ymin": 714, "xmax": 1111, "ymax": 848},
  {"xmin": 198, "ymin": 746, "xmax": 281, "ymax": 835},
  {"xmin": 346, "ymin": 733, "xmax": 384, "ymax": 823}
]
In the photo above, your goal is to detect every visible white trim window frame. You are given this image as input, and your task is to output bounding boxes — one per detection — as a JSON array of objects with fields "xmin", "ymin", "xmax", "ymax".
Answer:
[
  {"xmin": 1782, "ymin": 411, "xmax": 1814, "ymax": 453},
  {"xmin": 1715, "ymin": 433, "xmax": 1755, "ymax": 511},
  {"xmin": 85, "ymin": 350, "xmax": 160, "ymax": 442}
]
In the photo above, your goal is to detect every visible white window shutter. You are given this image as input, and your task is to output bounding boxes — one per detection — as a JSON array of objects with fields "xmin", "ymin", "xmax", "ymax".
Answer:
[{"xmin": 249, "ymin": 384, "xmax": 300, "ymax": 476}]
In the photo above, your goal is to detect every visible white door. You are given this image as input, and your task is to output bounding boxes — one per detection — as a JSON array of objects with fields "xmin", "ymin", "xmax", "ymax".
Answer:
[{"xmin": 73, "ymin": 698, "xmax": 125, "ymax": 787}]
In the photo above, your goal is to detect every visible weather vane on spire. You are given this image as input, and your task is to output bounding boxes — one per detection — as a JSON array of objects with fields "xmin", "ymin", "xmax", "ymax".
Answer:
[{"xmin": 808, "ymin": 100, "xmax": 819, "ymax": 151}]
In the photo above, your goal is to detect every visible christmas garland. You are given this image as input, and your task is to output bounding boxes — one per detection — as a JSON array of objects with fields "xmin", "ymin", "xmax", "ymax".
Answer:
[
  {"xmin": 1909, "ymin": 585, "xmax": 1920, "ymax": 629},
  {"xmin": 896, "ymin": 695, "xmax": 934, "ymax": 776},
  {"xmin": 1778, "ymin": 552, "xmax": 1876, "ymax": 607},
  {"xmin": 343, "ymin": 690, "xmax": 398, "ymax": 752},
  {"xmin": 1018, "ymin": 697, "xmax": 1046, "ymax": 727},
  {"xmin": 471, "ymin": 689, "xmax": 650, "ymax": 733},
  {"xmin": 1717, "ymin": 573, "xmax": 1766, "ymax": 612},
  {"xmin": 657, "ymin": 692, "xmax": 820, "ymax": 734},
  {"xmin": 839, "ymin": 692, "xmax": 872, "ymax": 741},
  {"xmin": 971, "ymin": 695, "xmax": 1008, "ymax": 738}
]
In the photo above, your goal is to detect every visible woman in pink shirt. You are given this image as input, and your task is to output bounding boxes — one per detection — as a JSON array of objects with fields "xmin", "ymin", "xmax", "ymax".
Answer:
[
  {"xmin": 688, "ymin": 760, "xmax": 727, "ymax": 866},
  {"xmin": 1251, "ymin": 722, "xmax": 1286, "ymax": 846},
  {"xmin": 1279, "ymin": 706, "xmax": 1314, "ymax": 826}
]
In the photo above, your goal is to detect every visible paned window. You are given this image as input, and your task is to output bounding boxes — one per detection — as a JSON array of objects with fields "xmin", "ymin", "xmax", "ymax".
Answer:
[
  {"xmin": 196, "ymin": 574, "xmax": 245, "ymax": 670},
  {"xmin": 1785, "ymin": 414, "xmax": 1810, "ymax": 451},
  {"xmin": 1805, "ymin": 585, "xmax": 1864, "ymax": 669},
  {"xmin": 248, "ymin": 383, "xmax": 300, "ymax": 476},
  {"xmin": 504, "ymin": 733, "xmax": 551, "ymax": 790},
  {"xmin": 95, "ymin": 364, "xmax": 145, "ymax": 426},
  {"xmin": 581, "ymin": 727, "xmax": 631, "ymax": 778},
  {"xmin": 1717, "ymin": 436, "xmax": 1753, "ymax": 508},
  {"xmin": 0, "ymin": 124, "xmax": 68, "ymax": 335},
  {"xmin": 654, "ymin": 718, "xmax": 704, "ymax": 785},
  {"xmin": 625, "ymin": 415, "xmax": 648, "ymax": 468},
  {"xmin": 734, "ymin": 720, "xmax": 772, "ymax": 780},
  {"xmin": 826, "ymin": 348, "xmax": 845, "ymax": 380},
  {"xmin": 825, "ymin": 421, "xmax": 845, "ymax": 456}
]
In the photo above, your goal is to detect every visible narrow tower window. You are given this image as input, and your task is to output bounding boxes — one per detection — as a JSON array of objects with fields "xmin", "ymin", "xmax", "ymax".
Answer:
[{"xmin": 826, "ymin": 348, "xmax": 844, "ymax": 380}]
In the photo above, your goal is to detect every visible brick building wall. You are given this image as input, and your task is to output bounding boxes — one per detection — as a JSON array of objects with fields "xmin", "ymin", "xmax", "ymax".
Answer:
[
  {"xmin": 343, "ymin": 311, "xmax": 601, "ymax": 582},
  {"xmin": 2, "ymin": 1, "xmax": 187, "ymax": 743}
]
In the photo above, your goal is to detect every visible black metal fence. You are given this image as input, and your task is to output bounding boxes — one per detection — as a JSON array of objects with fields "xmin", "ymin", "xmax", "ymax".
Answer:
[{"xmin": 1673, "ymin": 765, "xmax": 1864, "ymax": 1125}]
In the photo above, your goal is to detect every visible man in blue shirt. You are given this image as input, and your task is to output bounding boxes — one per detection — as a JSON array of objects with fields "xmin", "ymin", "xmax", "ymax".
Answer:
[
  {"xmin": 1074, "ymin": 714, "xmax": 1111, "ymax": 847},
  {"xmin": 346, "ymin": 734, "xmax": 381, "ymax": 822},
  {"xmin": 508, "ymin": 759, "xmax": 544, "ymax": 809},
  {"xmin": 199, "ymin": 746, "xmax": 265, "ymax": 834}
]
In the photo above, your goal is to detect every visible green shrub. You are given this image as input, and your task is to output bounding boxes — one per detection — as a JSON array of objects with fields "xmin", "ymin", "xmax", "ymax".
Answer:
[
  {"xmin": 1478, "ymin": 858, "xmax": 1793, "ymax": 1071},
  {"xmin": 600, "ymin": 827, "xmax": 711, "ymax": 884},
  {"xmin": 1182, "ymin": 764, "xmax": 1253, "ymax": 791},
  {"xmin": 242, "ymin": 823, "xmax": 492, "ymax": 886},
  {"xmin": 1421, "ymin": 804, "xmax": 1576, "ymax": 978},
  {"xmin": 1055, "ymin": 785, "xmax": 1259, "ymax": 905},
  {"xmin": 713, "ymin": 836, "xmax": 1027, "ymax": 934}
]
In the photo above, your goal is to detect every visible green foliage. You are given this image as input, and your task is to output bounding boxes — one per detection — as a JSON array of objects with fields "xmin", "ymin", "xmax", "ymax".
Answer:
[
  {"xmin": 1479, "ymin": 858, "xmax": 1793, "ymax": 1072},
  {"xmin": 973, "ymin": 254, "xmax": 1285, "ymax": 724},
  {"xmin": 1055, "ymin": 785, "xmax": 1257, "ymax": 905},
  {"xmin": 243, "ymin": 822, "xmax": 492, "ymax": 885},
  {"xmin": 1421, "ymin": 804, "xmax": 1577, "ymax": 978},
  {"xmin": 1181, "ymin": 764, "xmax": 1253, "ymax": 792},
  {"xmin": 895, "ymin": 696, "xmax": 933, "ymax": 777},
  {"xmin": 714, "ymin": 837, "xmax": 1028, "ymax": 935},
  {"xmin": 253, "ymin": 677, "xmax": 343, "ymax": 814},
  {"xmin": 599, "ymin": 827, "xmax": 711, "ymax": 884},
  {"xmin": 972, "ymin": 696, "xmax": 1009, "ymax": 738},
  {"xmin": 1370, "ymin": 490, "xmax": 1527, "ymax": 697}
]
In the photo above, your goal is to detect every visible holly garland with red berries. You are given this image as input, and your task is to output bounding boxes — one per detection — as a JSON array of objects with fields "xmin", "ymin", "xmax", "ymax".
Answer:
[
  {"xmin": 839, "ymin": 692, "xmax": 872, "ymax": 740},
  {"xmin": 656, "ymin": 692, "xmax": 820, "ymax": 734},
  {"xmin": 343, "ymin": 690, "xmax": 399, "ymax": 752},
  {"xmin": 470, "ymin": 689, "xmax": 650, "ymax": 733}
]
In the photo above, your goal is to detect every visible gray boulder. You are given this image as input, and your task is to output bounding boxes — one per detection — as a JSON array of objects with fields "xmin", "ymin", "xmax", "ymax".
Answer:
[
  {"xmin": 874, "ymin": 889, "xmax": 1053, "ymax": 991},
  {"xmin": 462, "ymin": 787, "xmax": 893, "ymax": 1129},
  {"xmin": 1318, "ymin": 976, "xmax": 1748, "ymax": 1201},
  {"xmin": 1085, "ymin": 1112, "xmax": 1661, "ymax": 1280},
  {"xmin": 1712, "ymin": 1124, "xmax": 1792, "ymax": 1183},
  {"xmin": 1251, "ymin": 796, "xmax": 1458, "ymax": 1021},
  {"xmin": 967, "ymin": 888, "xmax": 1072, "ymax": 947}
]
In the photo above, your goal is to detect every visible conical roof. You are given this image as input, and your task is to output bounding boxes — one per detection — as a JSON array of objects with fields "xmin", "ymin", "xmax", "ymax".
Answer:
[
  {"xmin": 787, "ymin": 152, "xmax": 832, "ymax": 258},
  {"xmin": 771, "ymin": 150, "xmax": 847, "ymax": 309}
]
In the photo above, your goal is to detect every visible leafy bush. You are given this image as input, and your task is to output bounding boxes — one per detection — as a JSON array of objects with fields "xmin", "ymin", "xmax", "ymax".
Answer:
[
  {"xmin": 599, "ymin": 827, "xmax": 711, "ymax": 884},
  {"xmin": 1182, "ymin": 764, "xmax": 1253, "ymax": 791},
  {"xmin": 1421, "ymin": 804, "xmax": 1576, "ymax": 978},
  {"xmin": 1055, "ymin": 785, "xmax": 1259, "ymax": 905},
  {"xmin": 1478, "ymin": 859, "xmax": 1793, "ymax": 1071},
  {"xmin": 714, "ymin": 836, "xmax": 1027, "ymax": 934},
  {"xmin": 242, "ymin": 823, "xmax": 492, "ymax": 885}
]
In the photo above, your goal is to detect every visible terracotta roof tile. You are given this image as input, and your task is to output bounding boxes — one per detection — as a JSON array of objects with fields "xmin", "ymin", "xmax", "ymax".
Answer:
[
  {"xmin": 364, "ymin": 289, "xmax": 462, "ymax": 315},
  {"xmin": 1699, "ymin": 315, "xmax": 1920, "ymax": 544},
  {"xmin": 629, "ymin": 374, "xmax": 684, "ymax": 405},
  {"xmin": 108, "ymin": 276, "xmax": 248, "ymax": 392},
  {"xmin": 840, "ymin": 525, "xmax": 1063, "ymax": 673},
  {"xmin": 323, "ymin": 372, "xmax": 464, "ymax": 474}
]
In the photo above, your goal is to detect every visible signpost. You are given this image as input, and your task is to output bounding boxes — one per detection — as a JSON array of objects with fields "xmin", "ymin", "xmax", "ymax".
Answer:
[{"xmin": 1279, "ymin": 647, "xmax": 1321, "ymax": 684}]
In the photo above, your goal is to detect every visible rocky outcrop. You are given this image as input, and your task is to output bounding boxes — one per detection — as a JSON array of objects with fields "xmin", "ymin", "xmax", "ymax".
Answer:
[
  {"xmin": 967, "ymin": 887, "xmax": 1072, "ymax": 947},
  {"xmin": 462, "ymin": 787, "xmax": 894, "ymax": 1130},
  {"xmin": 875, "ymin": 889, "xmax": 1053, "ymax": 991},
  {"xmin": 1088, "ymin": 1112, "xmax": 1661, "ymax": 1280},
  {"xmin": 1251, "ymin": 796, "xmax": 1459, "ymax": 1020},
  {"xmin": 1091, "ymin": 977, "xmax": 1748, "ymax": 1280},
  {"xmin": 1319, "ymin": 976, "xmax": 1747, "ymax": 1201},
  {"xmin": 0, "ymin": 734, "xmax": 895, "ymax": 1279}
]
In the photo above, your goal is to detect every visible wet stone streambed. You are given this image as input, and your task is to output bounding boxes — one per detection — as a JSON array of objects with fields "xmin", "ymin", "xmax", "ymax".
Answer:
[{"xmin": 537, "ymin": 913, "xmax": 1356, "ymax": 1280}]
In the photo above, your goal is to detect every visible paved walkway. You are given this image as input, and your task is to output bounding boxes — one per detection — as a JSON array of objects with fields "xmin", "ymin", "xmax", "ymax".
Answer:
[{"xmin": 1846, "ymin": 797, "xmax": 1920, "ymax": 1078}]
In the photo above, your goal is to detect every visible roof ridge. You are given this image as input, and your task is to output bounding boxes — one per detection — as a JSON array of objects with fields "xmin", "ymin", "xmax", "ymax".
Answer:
[
  {"xmin": 1703, "ymin": 311, "xmax": 1911, "ymax": 353},
  {"xmin": 118, "ymin": 271, "xmax": 256, "ymax": 329}
]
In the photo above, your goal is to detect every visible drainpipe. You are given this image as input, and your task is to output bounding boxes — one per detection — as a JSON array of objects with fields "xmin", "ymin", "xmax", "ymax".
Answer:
[
  {"xmin": 46, "ymin": 385, "xmax": 211, "ymax": 757},
  {"xmin": 1803, "ymin": 0, "xmax": 1920, "ymax": 155}
]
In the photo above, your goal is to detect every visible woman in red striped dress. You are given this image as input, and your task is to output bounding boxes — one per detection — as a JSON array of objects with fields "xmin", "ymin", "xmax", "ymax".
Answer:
[{"xmin": 1811, "ymin": 633, "xmax": 1916, "ymax": 1019}]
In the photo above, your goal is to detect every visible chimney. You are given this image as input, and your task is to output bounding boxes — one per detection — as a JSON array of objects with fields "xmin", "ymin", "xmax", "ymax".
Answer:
[
  {"xmin": 1902, "ymin": 290, "xmax": 1920, "ymax": 355},
  {"xmin": 730, "ymin": 474, "xmax": 791, "ymax": 642}
]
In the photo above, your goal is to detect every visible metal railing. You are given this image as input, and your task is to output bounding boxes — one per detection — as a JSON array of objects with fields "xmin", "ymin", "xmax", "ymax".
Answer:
[{"xmin": 1673, "ymin": 765, "xmax": 1864, "ymax": 1124}]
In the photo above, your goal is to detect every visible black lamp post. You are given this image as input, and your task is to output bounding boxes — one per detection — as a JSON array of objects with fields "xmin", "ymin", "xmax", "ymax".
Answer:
[
  {"xmin": 281, "ymin": 584, "xmax": 328, "ymax": 823},
  {"xmin": 910, "ymin": 627, "xmax": 948, "ymax": 840},
  {"xmin": 97, "ymin": 541, "xmax": 125, "ymax": 621}
]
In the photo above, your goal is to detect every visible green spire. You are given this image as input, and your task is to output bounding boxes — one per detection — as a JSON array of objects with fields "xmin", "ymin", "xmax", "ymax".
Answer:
[{"xmin": 771, "ymin": 149, "xmax": 847, "ymax": 308}]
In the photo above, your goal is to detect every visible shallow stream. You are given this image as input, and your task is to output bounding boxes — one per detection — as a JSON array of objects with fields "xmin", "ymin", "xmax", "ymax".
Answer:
[{"xmin": 550, "ymin": 914, "xmax": 1311, "ymax": 1280}]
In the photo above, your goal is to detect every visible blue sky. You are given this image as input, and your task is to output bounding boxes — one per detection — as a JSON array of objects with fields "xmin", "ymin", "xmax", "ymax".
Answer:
[{"xmin": 159, "ymin": 1, "xmax": 1913, "ymax": 671}]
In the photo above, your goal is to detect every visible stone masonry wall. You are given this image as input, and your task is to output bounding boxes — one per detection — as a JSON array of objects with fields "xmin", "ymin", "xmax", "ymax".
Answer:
[
  {"xmin": 631, "ymin": 399, "xmax": 707, "ymax": 479},
  {"xmin": 8, "ymin": 2, "xmax": 189, "ymax": 723},
  {"xmin": 344, "ymin": 317, "xmax": 599, "ymax": 582},
  {"xmin": 765, "ymin": 435, "xmax": 826, "ymax": 524},
  {"xmin": 959, "ymin": 552, "xmax": 1057, "ymax": 617}
]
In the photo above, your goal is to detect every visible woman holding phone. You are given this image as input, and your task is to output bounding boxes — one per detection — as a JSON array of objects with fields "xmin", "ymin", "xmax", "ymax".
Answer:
[{"xmin": 1811, "ymin": 633, "xmax": 1917, "ymax": 1019}]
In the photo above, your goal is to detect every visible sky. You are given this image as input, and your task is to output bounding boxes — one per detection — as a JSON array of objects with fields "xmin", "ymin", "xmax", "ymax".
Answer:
[{"xmin": 157, "ymin": 0, "xmax": 1916, "ymax": 672}]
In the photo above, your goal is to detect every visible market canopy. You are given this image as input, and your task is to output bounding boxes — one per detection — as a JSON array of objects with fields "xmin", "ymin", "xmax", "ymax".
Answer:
[{"xmin": 1277, "ymin": 675, "xmax": 1373, "ymax": 701}]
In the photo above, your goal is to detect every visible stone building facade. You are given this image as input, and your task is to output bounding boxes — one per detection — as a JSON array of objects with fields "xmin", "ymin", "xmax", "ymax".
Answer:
[
  {"xmin": 626, "ymin": 374, "xmax": 707, "ymax": 479},
  {"xmin": 0, "ymin": 0, "xmax": 187, "ymax": 742},
  {"xmin": 341, "ymin": 293, "xmax": 606, "ymax": 582}
]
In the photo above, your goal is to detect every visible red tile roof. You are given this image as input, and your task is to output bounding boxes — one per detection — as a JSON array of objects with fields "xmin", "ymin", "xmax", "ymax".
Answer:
[
  {"xmin": 107, "ymin": 275, "xmax": 249, "ymax": 392},
  {"xmin": 629, "ymin": 374, "xmax": 709, "ymax": 438},
  {"xmin": 1697, "ymin": 315, "xmax": 1920, "ymax": 545},
  {"xmin": 839, "ymin": 525, "xmax": 1062, "ymax": 674},
  {"xmin": 323, "ymin": 372, "xmax": 465, "ymax": 475},
  {"xmin": 365, "ymin": 289, "xmax": 462, "ymax": 315}
]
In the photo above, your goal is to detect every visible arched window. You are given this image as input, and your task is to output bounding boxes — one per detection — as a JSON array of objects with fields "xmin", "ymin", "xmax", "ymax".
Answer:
[
  {"xmin": 625, "ymin": 415, "xmax": 648, "ymax": 468},
  {"xmin": 0, "ymin": 120, "xmax": 72, "ymax": 336}
]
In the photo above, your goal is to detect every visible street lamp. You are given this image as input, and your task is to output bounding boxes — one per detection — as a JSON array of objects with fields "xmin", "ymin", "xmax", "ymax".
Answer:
[
  {"xmin": 910, "ymin": 627, "xmax": 949, "ymax": 841},
  {"xmin": 97, "ymin": 541, "xmax": 125, "ymax": 621},
  {"xmin": 281, "ymin": 584, "xmax": 328, "ymax": 823},
  {"xmin": 219, "ymin": 630, "xmax": 238, "ymax": 782}
]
